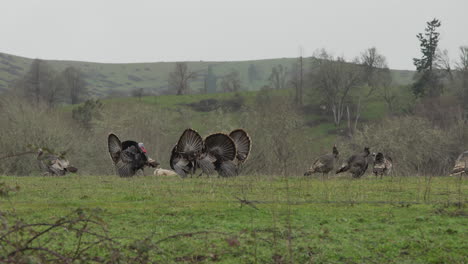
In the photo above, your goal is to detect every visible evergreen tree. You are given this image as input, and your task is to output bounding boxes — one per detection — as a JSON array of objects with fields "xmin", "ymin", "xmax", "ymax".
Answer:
[{"xmin": 412, "ymin": 18, "xmax": 443, "ymax": 97}]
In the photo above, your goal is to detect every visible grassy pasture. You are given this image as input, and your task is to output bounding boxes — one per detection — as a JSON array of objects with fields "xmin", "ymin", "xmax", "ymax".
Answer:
[{"xmin": 1, "ymin": 174, "xmax": 466, "ymax": 263}]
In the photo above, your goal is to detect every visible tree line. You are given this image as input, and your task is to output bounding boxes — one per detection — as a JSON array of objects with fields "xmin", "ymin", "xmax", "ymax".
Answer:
[
  {"xmin": 10, "ymin": 59, "xmax": 87, "ymax": 107},
  {"xmin": 167, "ymin": 18, "xmax": 468, "ymax": 134}
]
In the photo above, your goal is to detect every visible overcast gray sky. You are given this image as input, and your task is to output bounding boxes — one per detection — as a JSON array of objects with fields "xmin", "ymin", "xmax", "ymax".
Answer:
[{"xmin": 1, "ymin": 0, "xmax": 467, "ymax": 70}]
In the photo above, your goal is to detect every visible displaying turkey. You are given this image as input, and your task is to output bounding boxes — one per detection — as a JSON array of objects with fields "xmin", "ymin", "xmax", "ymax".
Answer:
[
  {"xmin": 107, "ymin": 133, "xmax": 159, "ymax": 177},
  {"xmin": 336, "ymin": 147, "xmax": 370, "ymax": 178},
  {"xmin": 170, "ymin": 128, "xmax": 215, "ymax": 177},
  {"xmin": 304, "ymin": 145, "xmax": 339, "ymax": 177},
  {"xmin": 371, "ymin": 152, "xmax": 393, "ymax": 178},
  {"xmin": 37, "ymin": 148, "xmax": 78, "ymax": 176},
  {"xmin": 450, "ymin": 151, "xmax": 468, "ymax": 176},
  {"xmin": 229, "ymin": 129, "xmax": 251, "ymax": 165},
  {"xmin": 204, "ymin": 133, "xmax": 238, "ymax": 177}
]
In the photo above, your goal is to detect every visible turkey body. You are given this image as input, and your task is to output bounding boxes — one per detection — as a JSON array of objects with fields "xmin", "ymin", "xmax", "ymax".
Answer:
[
  {"xmin": 336, "ymin": 147, "xmax": 370, "ymax": 178},
  {"xmin": 37, "ymin": 149, "xmax": 78, "ymax": 176},
  {"xmin": 450, "ymin": 151, "xmax": 468, "ymax": 176},
  {"xmin": 170, "ymin": 129, "xmax": 243, "ymax": 178},
  {"xmin": 170, "ymin": 129, "xmax": 212, "ymax": 177},
  {"xmin": 108, "ymin": 134, "xmax": 158, "ymax": 177},
  {"xmin": 304, "ymin": 145, "xmax": 339, "ymax": 176},
  {"xmin": 372, "ymin": 152, "xmax": 393, "ymax": 178},
  {"xmin": 205, "ymin": 133, "xmax": 237, "ymax": 177}
]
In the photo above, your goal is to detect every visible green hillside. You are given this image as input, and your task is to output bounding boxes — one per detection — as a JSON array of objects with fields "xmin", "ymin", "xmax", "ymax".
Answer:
[{"xmin": 0, "ymin": 52, "xmax": 415, "ymax": 97}]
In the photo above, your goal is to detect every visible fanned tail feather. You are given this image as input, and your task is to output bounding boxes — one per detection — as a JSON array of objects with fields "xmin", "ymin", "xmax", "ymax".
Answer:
[
  {"xmin": 229, "ymin": 129, "xmax": 251, "ymax": 162},
  {"xmin": 108, "ymin": 133, "xmax": 122, "ymax": 164},
  {"xmin": 205, "ymin": 133, "xmax": 236, "ymax": 161},
  {"xmin": 177, "ymin": 129, "xmax": 204, "ymax": 158}
]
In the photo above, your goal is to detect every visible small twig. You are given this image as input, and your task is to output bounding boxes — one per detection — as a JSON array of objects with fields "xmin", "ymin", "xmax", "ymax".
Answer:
[
  {"xmin": 154, "ymin": 231, "xmax": 230, "ymax": 245},
  {"xmin": 234, "ymin": 196, "xmax": 259, "ymax": 210},
  {"xmin": 7, "ymin": 246, "xmax": 67, "ymax": 260},
  {"xmin": 0, "ymin": 151, "xmax": 36, "ymax": 160}
]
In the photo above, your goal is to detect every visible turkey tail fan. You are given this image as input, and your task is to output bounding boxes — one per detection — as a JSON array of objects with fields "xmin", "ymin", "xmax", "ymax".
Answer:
[
  {"xmin": 108, "ymin": 133, "xmax": 122, "ymax": 164},
  {"xmin": 170, "ymin": 144, "xmax": 191, "ymax": 178},
  {"xmin": 177, "ymin": 129, "xmax": 204, "ymax": 159},
  {"xmin": 218, "ymin": 160, "xmax": 238, "ymax": 177},
  {"xmin": 169, "ymin": 145, "xmax": 178, "ymax": 170},
  {"xmin": 229, "ymin": 129, "xmax": 251, "ymax": 162},
  {"xmin": 205, "ymin": 133, "xmax": 237, "ymax": 161}
]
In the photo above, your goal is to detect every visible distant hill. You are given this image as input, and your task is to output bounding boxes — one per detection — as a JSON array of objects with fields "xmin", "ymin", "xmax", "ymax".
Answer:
[{"xmin": 0, "ymin": 52, "xmax": 415, "ymax": 97}]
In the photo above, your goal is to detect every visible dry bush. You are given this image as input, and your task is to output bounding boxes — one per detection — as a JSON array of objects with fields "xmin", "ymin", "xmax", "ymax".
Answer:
[
  {"xmin": 0, "ymin": 95, "xmax": 182, "ymax": 175},
  {"xmin": 343, "ymin": 116, "xmax": 467, "ymax": 175},
  {"xmin": 0, "ymin": 93, "xmax": 326, "ymax": 177},
  {"xmin": 0, "ymin": 95, "xmax": 82, "ymax": 175}
]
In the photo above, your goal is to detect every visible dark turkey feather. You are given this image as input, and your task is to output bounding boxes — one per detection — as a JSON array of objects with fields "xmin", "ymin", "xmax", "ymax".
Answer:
[
  {"xmin": 108, "ymin": 133, "xmax": 122, "ymax": 164},
  {"xmin": 196, "ymin": 152, "xmax": 216, "ymax": 174},
  {"xmin": 170, "ymin": 144, "xmax": 193, "ymax": 178},
  {"xmin": 229, "ymin": 129, "xmax": 251, "ymax": 162},
  {"xmin": 336, "ymin": 147, "xmax": 370, "ymax": 178},
  {"xmin": 176, "ymin": 129, "xmax": 204, "ymax": 160},
  {"xmin": 107, "ymin": 134, "xmax": 153, "ymax": 177},
  {"xmin": 304, "ymin": 145, "xmax": 339, "ymax": 176},
  {"xmin": 218, "ymin": 160, "xmax": 238, "ymax": 177},
  {"xmin": 205, "ymin": 133, "xmax": 237, "ymax": 161}
]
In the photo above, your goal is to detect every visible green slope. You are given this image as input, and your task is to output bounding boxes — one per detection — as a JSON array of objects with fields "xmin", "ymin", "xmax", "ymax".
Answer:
[{"xmin": 0, "ymin": 52, "xmax": 415, "ymax": 97}]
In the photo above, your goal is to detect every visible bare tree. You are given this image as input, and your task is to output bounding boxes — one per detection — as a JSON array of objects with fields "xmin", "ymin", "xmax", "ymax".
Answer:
[
  {"xmin": 168, "ymin": 62, "xmax": 197, "ymax": 95},
  {"xmin": 220, "ymin": 70, "xmax": 241, "ymax": 92},
  {"xmin": 456, "ymin": 46, "xmax": 468, "ymax": 117},
  {"xmin": 44, "ymin": 73, "xmax": 66, "ymax": 107},
  {"xmin": 380, "ymin": 68, "xmax": 398, "ymax": 113},
  {"xmin": 131, "ymin": 88, "xmax": 144, "ymax": 100},
  {"xmin": 268, "ymin": 65, "xmax": 288, "ymax": 90},
  {"xmin": 455, "ymin": 46, "xmax": 468, "ymax": 88},
  {"xmin": 15, "ymin": 59, "xmax": 58, "ymax": 105},
  {"xmin": 289, "ymin": 50, "xmax": 304, "ymax": 106},
  {"xmin": 360, "ymin": 47, "xmax": 389, "ymax": 97},
  {"xmin": 62, "ymin": 67, "xmax": 87, "ymax": 104},
  {"xmin": 310, "ymin": 49, "xmax": 364, "ymax": 126}
]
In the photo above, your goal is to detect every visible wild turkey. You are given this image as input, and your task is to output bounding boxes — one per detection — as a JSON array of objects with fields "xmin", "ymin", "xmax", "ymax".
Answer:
[
  {"xmin": 229, "ymin": 129, "xmax": 251, "ymax": 164},
  {"xmin": 37, "ymin": 148, "xmax": 78, "ymax": 176},
  {"xmin": 372, "ymin": 152, "xmax": 393, "ymax": 178},
  {"xmin": 450, "ymin": 151, "xmax": 468, "ymax": 176},
  {"xmin": 204, "ymin": 133, "xmax": 237, "ymax": 177},
  {"xmin": 304, "ymin": 145, "xmax": 339, "ymax": 177},
  {"xmin": 170, "ymin": 128, "xmax": 215, "ymax": 177},
  {"xmin": 336, "ymin": 147, "xmax": 370, "ymax": 178},
  {"xmin": 107, "ymin": 133, "xmax": 159, "ymax": 177}
]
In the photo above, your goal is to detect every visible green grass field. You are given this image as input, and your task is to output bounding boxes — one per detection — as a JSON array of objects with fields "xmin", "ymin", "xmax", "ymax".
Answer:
[{"xmin": 1, "ymin": 175, "xmax": 466, "ymax": 263}]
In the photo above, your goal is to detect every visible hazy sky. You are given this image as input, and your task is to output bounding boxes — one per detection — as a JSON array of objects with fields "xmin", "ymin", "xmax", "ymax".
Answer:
[{"xmin": 1, "ymin": 0, "xmax": 467, "ymax": 70}]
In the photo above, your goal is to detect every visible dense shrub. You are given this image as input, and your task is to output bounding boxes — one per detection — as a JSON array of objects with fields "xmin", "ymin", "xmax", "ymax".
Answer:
[{"xmin": 342, "ymin": 116, "xmax": 468, "ymax": 175}]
